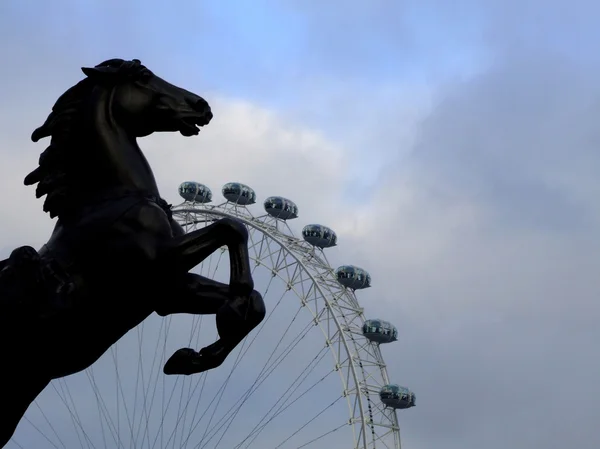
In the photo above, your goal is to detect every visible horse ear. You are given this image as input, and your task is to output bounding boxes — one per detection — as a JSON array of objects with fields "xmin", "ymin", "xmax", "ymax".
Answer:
[
  {"xmin": 31, "ymin": 126, "xmax": 47, "ymax": 142},
  {"xmin": 81, "ymin": 65, "xmax": 119, "ymax": 81}
]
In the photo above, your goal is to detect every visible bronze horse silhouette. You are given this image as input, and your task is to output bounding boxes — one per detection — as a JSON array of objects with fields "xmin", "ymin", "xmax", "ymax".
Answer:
[{"xmin": 0, "ymin": 58, "xmax": 265, "ymax": 447}]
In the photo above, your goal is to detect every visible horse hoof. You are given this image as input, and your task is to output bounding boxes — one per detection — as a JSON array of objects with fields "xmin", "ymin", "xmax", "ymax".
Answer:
[
  {"xmin": 163, "ymin": 346, "xmax": 225, "ymax": 376},
  {"xmin": 163, "ymin": 348, "xmax": 199, "ymax": 375}
]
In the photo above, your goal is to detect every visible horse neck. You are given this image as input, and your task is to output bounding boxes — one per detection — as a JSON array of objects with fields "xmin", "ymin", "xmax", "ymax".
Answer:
[{"xmin": 82, "ymin": 88, "xmax": 160, "ymax": 198}]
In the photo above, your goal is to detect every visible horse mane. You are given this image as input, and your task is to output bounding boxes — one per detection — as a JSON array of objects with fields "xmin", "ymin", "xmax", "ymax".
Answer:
[
  {"xmin": 25, "ymin": 59, "xmax": 146, "ymax": 219},
  {"xmin": 25, "ymin": 78, "xmax": 95, "ymax": 218}
]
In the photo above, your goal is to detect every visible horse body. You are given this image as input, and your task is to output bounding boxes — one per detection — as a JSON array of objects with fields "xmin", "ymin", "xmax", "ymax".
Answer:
[{"xmin": 0, "ymin": 59, "xmax": 266, "ymax": 447}]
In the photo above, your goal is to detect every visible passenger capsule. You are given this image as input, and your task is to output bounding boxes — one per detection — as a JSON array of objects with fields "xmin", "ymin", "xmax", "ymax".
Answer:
[
  {"xmin": 335, "ymin": 265, "xmax": 371, "ymax": 290},
  {"xmin": 222, "ymin": 182, "xmax": 256, "ymax": 205},
  {"xmin": 302, "ymin": 224, "xmax": 337, "ymax": 248},
  {"xmin": 362, "ymin": 319, "xmax": 398, "ymax": 344},
  {"xmin": 178, "ymin": 182, "xmax": 212, "ymax": 203},
  {"xmin": 379, "ymin": 384, "xmax": 416, "ymax": 409},
  {"xmin": 264, "ymin": 196, "xmax": 298, "ymax": 220}
]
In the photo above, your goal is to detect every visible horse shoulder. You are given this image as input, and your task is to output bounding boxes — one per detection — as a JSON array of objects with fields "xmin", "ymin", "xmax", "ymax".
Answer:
[{"xmin": 110, "ymin": 201, "xmax": 174, "ymax": 263}]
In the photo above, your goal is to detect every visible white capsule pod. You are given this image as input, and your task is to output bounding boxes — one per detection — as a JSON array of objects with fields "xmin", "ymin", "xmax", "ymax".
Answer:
[
  {"xmin": 302, "ymin": 224, "xmax": 337, "ymax": 248},
  {"xmin": 222, "ymin": 182, "xmax": 256, "ymax": 205},
  {"xmin": 379, "ymin": 384, "xmax": 416, "ymax": 410},
  {"xmin": 362, "ymin": 319, "xmax": 398, "ymax": 344},
  {"xmin": 264, "ymin": 196, "xmax": 298, "ymax": 220},
  {"xmin": 178, "ymin": 182, "xmax": 212, "ymax": 203},
  {"xmin": 335, "ymin": 265, "xmax": 371, "ymax": 290}
]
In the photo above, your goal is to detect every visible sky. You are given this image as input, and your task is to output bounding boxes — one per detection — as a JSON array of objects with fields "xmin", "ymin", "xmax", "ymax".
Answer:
[{"xmin": 1, "ymin": 0, "xmax": 599, "ymax": 448}]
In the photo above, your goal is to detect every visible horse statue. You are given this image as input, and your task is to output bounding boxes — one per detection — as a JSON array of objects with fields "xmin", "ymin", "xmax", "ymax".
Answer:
[{"xmin": 0, "ymin": 58, "xmax": 266, "ymax": 447}]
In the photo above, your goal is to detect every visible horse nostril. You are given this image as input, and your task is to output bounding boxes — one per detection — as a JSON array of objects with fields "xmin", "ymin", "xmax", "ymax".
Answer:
[
  {"xmin": 185, "ymin": 96, "xmax": 212, "ymax": 123},
  {"xmin": 187, "ymin": 96, "xmax": 208, "ymax": 111},
  {"xmin": 196, "ymin": 99, "xmax": 212, "ymax": 123}
]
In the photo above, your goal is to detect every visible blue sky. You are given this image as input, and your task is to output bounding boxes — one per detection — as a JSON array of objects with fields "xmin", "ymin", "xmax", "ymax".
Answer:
[
  {"xmin": 1, "ymin": 0, "xmax": 488, "ymax": 101},
  {"xmin": 0, "ymin": 0, "xmax": 599, "ymax": 448}
]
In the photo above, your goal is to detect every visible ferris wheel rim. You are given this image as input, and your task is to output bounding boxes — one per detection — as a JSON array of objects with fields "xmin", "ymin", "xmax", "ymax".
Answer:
[{"xmin": 172, "ymin": 202, "xmax": 401, "ymax": 449}]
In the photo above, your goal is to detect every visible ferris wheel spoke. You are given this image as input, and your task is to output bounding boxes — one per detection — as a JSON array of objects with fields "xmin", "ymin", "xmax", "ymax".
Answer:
[
  {"xmin": 140, "ymin": 316, "xmax": 176, "ymax": 448},
  {"xmin": 295, "ymin": 422, "xmax": 347, "ymax": 449},
  {"xmin": 168, "ymin": 253, "xmax": 214, "ymax": 449},
  {"xmin": 172, "ymin": 322, "xmax": 213, "ymax": 448},
  {"xmin": 32, "ymin": 401, "xmax": 67, "ymax": 449},
  {"xmin": 197, "ymin": 305, "xmax": 308, "ymax": 448},
  {"xmin": 215, "ymin": 316, "xmax": 325, "ymax": 447},
  {"xmin": 171, "ymin": 369, "xmax": 196, "ymax": 448},
  {"xmin": 215, "ymin": 360, "xmax": 334, "ymax": 449},
  {"xmin": 234, "ymin": 349, "xmax": 333, "ymax": 449},
  {"xmin": 7, "ymin": 440, "xmax": 24, "ymax": 449},
  {"xmin": 190, "ymin": 280, "xmax": 296, "ymax": 444},
  {"xmin": 150, "ymin": 376, "xmax": 183, "ymax": 449},
  {"xmin": 208, "ymin": 248, "xmax": 226, "ymax": 279},
  {"xmin": 49, "ymin": 383, "xmax": 83, "ymax": 448},
  {"xmin": 272, "ymin": 396, "xmax": 344, "ymax": 449},
  {"xmin": 130, "ymin": 323, "xmax": 145, "ymax": 446},
  {"xmin": 151, "ymin": 321, "xmax": 184, "ymax": 449},
  {"xmin": 54, "ymin": 379, "xmax": 97, "ymax": 449},
  {"xmin": 136, "ymin": 318, "xmax": 169, "ymax": 447},
  {"xmin": 177, "ymin": 310, "xmax": 257, "ymax": 449},
  {"xmin": 85, "ymin": 368, "xmax": 119, "ymax": 448},
  {"xmin": 263, "ymin": 350, "xmax": 332, "ymax": 423},
  {"xmin": 165, "ymin": 342, "xmax": 217, "ymax": 447},
  {"xmin": 21, "ymin": 416, "xmax": 63, "ymax": 449},
  {"xmin": 110, "ymin": 345, "xmax": 136, "ymax": 446},
  {"xmin": 173, "ymin": 371, "xmax": 210, "ymax": 449},
  {"xmin": 185, "ymin": 337, "xmax": 251, "ymax": 449}
]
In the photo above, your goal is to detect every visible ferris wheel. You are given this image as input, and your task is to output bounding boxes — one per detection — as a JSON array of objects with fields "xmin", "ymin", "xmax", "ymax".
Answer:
[{"xmin": 9, "ymin": 181, "xmax": 415, "ymax": 449}]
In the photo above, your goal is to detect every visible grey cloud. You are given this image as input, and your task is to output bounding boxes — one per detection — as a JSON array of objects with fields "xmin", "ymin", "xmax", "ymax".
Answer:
[
  {"xmin": 344, "ymin": 50, "xmax": 600, "ymax": 448},
  {"xmin": 404, "ymin": 54, "xmax": 600, "ymax": 233}
]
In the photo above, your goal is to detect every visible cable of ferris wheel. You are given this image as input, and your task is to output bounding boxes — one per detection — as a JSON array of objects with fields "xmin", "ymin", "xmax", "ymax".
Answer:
[
  {"xmin": 295, "ymin": 422, "xmax": 348, "ymax": 449},
  {"xmin": 201, "ymin": 314, "xmax": 327, "ymax": 449},
  {"xmin": 193, "ymin": 306, "xmax": 316, "ymax": 449},
  {"xmin": 197, "ymin": 304, "xmax": 307, "ymax": 448},
  {"xmin": 272, "ymin": 396, "xmax": 344, "ymax": 449},
  {"xmin": 235, "ymin": 356, "xmax": 335, "ymax": 449},
  {"xmin": 227, "ymin": 346, "xmax": 330, "ymax": 447}
]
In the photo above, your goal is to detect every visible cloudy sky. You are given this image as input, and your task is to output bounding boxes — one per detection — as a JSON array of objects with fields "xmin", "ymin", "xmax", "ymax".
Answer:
[{"xmin": 1, "ymin": 0, "xmax": 599, "ymax": 448}]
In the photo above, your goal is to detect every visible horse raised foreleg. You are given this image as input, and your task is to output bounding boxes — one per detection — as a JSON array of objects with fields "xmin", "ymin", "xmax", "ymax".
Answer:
[
  {"xmin": 158, "ymin": 273, "xmax": 265, "ymax": 376},
  {"xmin": 155, "ymin": 272, "xmax": 230, "ymax": 316},
  {"xmin": 162, "ymin": 217, "xmax": 253, "ymax": 297}
]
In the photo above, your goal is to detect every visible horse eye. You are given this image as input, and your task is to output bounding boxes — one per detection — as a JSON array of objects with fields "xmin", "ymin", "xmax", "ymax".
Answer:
[{"xmin": 139, "ymin": 70, "xmax": 153, "ymax": 82}]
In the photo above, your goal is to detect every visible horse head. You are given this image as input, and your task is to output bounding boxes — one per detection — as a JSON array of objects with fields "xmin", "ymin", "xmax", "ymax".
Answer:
[
  {"xmin": 80, "ymin": 58, "xmax": 213, "ymax": 138},
  {"xmin": 25, "ymin": 58, "xmax": 213, "ymax": 218}
]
